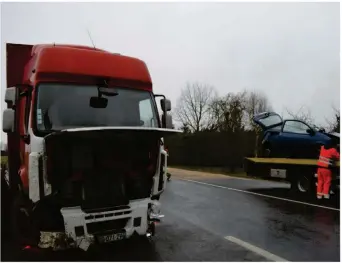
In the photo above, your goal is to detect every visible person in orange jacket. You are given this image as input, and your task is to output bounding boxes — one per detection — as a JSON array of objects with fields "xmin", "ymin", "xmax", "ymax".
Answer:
[{"xmin": 317, "ymin": 141, "xmax": 340, "ymax": 200}]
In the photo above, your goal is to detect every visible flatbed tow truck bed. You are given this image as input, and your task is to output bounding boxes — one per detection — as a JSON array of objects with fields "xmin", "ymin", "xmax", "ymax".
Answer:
[
  {"xmin": 245, "ymin": 157, "xmax": 340, "ymax": 166},
  {"xmin": 244, "ymin": 157, "xmax": 340, "ymax": 196}
]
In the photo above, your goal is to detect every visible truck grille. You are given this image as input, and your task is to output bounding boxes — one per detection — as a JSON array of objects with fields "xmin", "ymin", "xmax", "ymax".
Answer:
[
  {"xmin": 81, "ymin": 171, "xmax": 129, "ymax": 210},
  {"xmin": 86, "ymin": 218, "xmax": 130, "ymax": 234}
]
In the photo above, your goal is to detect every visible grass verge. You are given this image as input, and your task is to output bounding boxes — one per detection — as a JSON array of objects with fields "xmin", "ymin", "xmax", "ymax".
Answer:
[
  {"xmin": 169, "ymin": 165, "xmax": 253, "ymax": 179},
  {"xmin": 1, "ymin": 155, "xmax": 8, "ymax": 166},
  {"xmin": 169, "ymin": 165, "xmax": 289, "ymax": 183}
]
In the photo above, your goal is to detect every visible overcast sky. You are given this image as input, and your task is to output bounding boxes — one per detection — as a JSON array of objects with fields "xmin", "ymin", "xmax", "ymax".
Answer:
[{"xmin": 1, "ymin": 2, "xmax": 340, "ymax": 141}]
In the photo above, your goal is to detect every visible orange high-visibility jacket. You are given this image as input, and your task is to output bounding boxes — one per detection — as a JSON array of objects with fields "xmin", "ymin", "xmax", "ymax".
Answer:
[{"xmin": 317, "ymin": 146, "xmax": 340, "ymax": 168}]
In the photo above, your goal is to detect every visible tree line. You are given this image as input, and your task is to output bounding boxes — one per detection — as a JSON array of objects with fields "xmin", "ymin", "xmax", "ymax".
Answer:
[{"xmin": 174, "ymin": 82, "xmax": 272, "ymax": 134}]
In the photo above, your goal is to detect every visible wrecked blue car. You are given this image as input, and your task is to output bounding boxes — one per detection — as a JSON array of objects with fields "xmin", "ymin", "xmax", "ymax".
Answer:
[{"xmin": 253, "ymin": 112, "xmax": 340, "ymax": 158}]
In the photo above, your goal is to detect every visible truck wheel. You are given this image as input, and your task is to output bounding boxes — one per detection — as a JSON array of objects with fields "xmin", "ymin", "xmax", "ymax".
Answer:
[
  {"xmin": 10, "ymin": 195, "xmax": 39, "ymax": 248},
  {"xmin": 290, "ymin": 175, "xmax": 315, "ymax": 197}
]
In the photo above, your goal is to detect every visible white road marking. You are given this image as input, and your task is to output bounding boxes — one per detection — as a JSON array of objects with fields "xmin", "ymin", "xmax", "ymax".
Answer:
[
  {"xmin": 180, "ymin": 179, "xmax": 340, "ymax": 211},
  {"xmin": 225, "ymin": 236, "xmax": 288, "ymax": 262}
]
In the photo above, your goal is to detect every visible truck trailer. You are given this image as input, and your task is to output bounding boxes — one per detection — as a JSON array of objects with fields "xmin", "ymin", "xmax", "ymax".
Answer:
[{"xmin": 2, "ymin": 43, "xmax": 180, "ymax": 251}]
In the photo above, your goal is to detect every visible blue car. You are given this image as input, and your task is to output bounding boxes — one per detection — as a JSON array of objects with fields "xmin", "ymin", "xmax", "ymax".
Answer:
[{"xmin": 253, "ymin": 112, "xmax": 340, "ymax": 158}]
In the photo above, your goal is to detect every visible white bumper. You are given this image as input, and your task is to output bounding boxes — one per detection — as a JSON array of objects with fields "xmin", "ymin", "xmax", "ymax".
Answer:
[{"xmin": 39, "ymin": 198, "xmax": 153, "ymax": 251}]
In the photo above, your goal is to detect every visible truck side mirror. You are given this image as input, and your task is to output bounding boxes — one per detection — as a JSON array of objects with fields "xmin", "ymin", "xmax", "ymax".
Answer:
[
  {"xmin": 162, "ymin": 113, "xmax": 173, "ymax": 129},
  {"xmin": 3, "ymin": 109, "xmax": 15, "ymax": 133},
  {"xmin": 5, "ymin": 87, "xmax": 16, "ymax": 106},
  {"xmin": 161, "ymin": 99, "xmax": 171, "ymax": 112}
]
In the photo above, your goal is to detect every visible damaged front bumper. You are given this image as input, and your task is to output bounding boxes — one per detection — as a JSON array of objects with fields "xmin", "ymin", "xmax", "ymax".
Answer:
[{"xmin": 38, "ymin": 199, "xmax": 162, "ymax": 251}]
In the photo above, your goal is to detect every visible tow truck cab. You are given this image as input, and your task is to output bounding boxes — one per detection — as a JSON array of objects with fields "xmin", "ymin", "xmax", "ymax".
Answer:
[{"xmin": 2, "ymin": 43, "xmax": 179, "ymax": 250}]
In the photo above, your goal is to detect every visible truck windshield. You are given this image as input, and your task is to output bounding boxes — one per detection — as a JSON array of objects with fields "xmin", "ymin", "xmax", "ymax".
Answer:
[{"xmin": 35, "ymin": 84, "xmax": 159, "ymax": 133}]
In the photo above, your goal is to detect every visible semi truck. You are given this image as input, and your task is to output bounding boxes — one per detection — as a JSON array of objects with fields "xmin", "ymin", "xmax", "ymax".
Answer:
[{"xmin": 2, "ymin": 43, "xmax": 180, "ymax": 251}]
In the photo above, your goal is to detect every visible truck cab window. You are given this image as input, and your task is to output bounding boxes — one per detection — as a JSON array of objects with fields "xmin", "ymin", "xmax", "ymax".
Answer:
[
  {"xmin": 139, "ymin": 98, "xmax": 156, "ymax": 127},
  {"xmin": 35, "ymin": 84, "xmax": 159, "ymax": 135}
]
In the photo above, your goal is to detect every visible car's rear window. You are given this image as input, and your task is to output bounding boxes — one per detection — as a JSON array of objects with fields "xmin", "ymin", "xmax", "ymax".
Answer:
[{"xmin": 259, "ymin": 115, "xmax": 282, "ymax": 128}]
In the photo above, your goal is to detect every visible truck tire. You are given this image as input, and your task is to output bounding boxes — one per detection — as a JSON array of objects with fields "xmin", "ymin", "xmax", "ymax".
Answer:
[
  {"xmin": 290, "ymin": 174, "xmax": 316, "ymax": 197},
  {"xmin": 10, "ymin": 195, "xmax": 39, "ymax": 248}
]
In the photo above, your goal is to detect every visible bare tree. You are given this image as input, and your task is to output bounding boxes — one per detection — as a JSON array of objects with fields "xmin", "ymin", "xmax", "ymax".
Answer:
[
  {"xmin": 326, "ymin": 106, "xmax": 340, "ymax": 133},
  {"xmin": 175, "ymin": 83, "xmax": 217, "ymax": 132},
  {"xmin": 208, "ymin": 91, "xmax": 247, "ymax": 133},
  {"xmin": 180, "ymin": 123, "xmax": 191, "ymax": 133},
  {"xmin": 286, "ymin": 106, "xmax": 314, "ymax": 126},
  {"xmin": 244, "ymin": 90, "xmax": 273, "ymax": 131},
  {"xmin": 243, "ymin": 90, "xmax": 272, "ymax": 157}
]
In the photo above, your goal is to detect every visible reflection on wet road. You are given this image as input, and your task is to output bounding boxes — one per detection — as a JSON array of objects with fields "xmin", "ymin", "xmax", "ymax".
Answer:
[
  {"xmin": 1, "ymin": 168, "xmax": 339, "ymax": 261},
  {"xmin": 169, "ymin": 168, "xmax": 339, "ymax": 262}
]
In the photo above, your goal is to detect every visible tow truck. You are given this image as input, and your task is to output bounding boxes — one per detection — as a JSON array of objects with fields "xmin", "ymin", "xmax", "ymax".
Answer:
[
  {"xmin": 244, "ymin": 158, "xmax": 340, "ymax": 196},
  {"xmin": 2, "ymin": 43, "xmax": 180, "ymax": 251},
  {"xmin": 244, "ymin": 112, "xmax": 340, "ymax": 197}
]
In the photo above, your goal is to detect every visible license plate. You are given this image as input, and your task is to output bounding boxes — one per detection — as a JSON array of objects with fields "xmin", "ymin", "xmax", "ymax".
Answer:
[
  {"xmin": 97, "ymin": 231, "xmax": 126, "ymax": 243},
  {"xmin": 270, "ymin": 169, "xmax": 286, "ymax": 179}
]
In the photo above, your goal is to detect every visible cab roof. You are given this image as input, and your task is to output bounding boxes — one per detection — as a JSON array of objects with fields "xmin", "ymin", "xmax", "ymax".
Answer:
[
  {"xmin": 33, "ymin": 44, "xmax": 152, "ymax": 89},
  {"xmin": 7, "ymin": 43, "xmax": 152, "ymax": 91}
]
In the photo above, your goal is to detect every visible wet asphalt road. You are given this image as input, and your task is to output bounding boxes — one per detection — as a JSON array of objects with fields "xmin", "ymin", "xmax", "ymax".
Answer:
[{"xmin": 2, "ymin": 168, "xmax": 340, "ymax": 261}]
